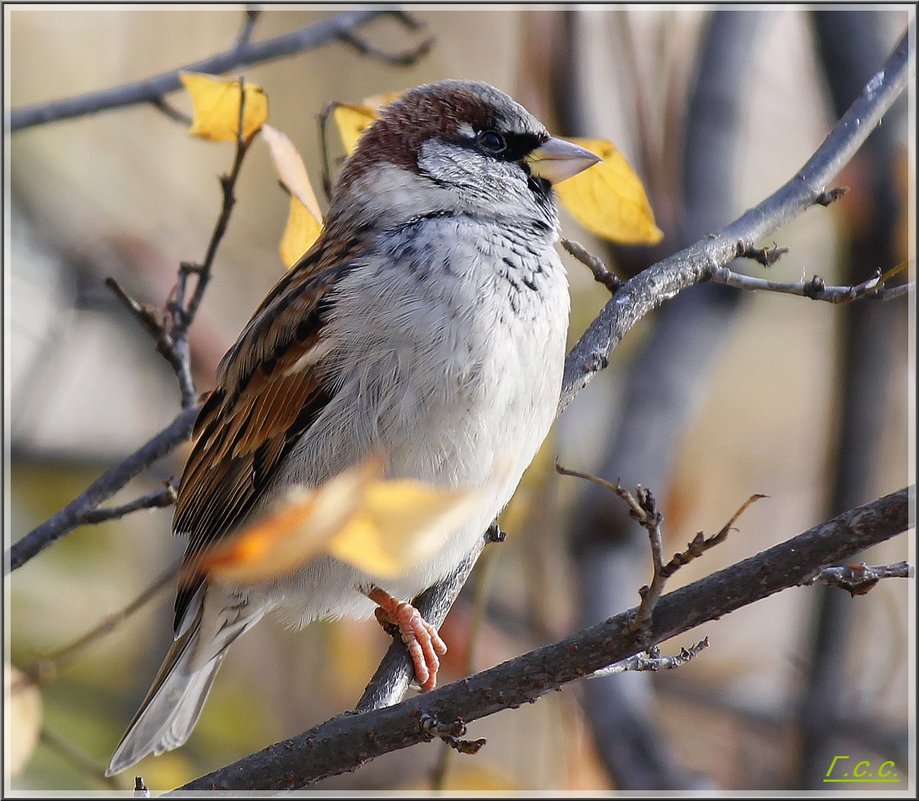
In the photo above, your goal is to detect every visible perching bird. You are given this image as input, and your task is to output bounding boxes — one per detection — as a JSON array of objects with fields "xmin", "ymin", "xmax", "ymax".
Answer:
[{"xmin": 107, "ymin": 79, "xmax": 599, "ymax": 776}]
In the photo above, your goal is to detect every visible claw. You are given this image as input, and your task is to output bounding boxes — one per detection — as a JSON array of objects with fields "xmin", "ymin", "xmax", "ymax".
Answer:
[{"xmin": 368, "ymin": 586, "xmax": 447, "ymax": 690}]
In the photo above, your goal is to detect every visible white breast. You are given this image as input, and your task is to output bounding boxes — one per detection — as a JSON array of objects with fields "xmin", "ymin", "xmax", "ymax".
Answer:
[{"xmin": 260, "ymin": 216, "xmax": 569, "ymax": 625}]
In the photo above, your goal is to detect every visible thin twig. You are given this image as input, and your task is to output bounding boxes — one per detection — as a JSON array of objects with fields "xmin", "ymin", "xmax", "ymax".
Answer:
[
  {"xmin": 78, "ymin": 483, "xmax": 178, "ymax": 525},
  {"xmin": 9, "ymin": 9, "xmax": 426, "ymax": 131},
  {"xmin": 147, "ymin": 96, "xmax": 193, "ymax": 127},
  {"xmin": 105, "ymin": 277, "xmax": 194, "ymax": 405},
  {"xmin": 561, "ymin": 238, "xmax": 623, "ymax": 294},
  {"xmin": 710, "ymin": 265, "xmax": 913, "ymax": 304},
  {"xmin": 555, "ymin": 464, "xmax": 764, "ymax": 633},
  {"xmin": 7, "ymin": 404, "xmax": 200, "ymax": 572},
  {"xmin": 588, "ymin": 638, "xmax": 710, "ymax": 679},
  {"xmin": 236, "ymin": 7, "xmax": 262, "ymax": 50},
  {"xmin": 802, "ymin": 560, "xmax": 914, "ymax": 596}
]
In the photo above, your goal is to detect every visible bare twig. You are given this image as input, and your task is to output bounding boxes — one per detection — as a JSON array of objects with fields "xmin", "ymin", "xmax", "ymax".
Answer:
[
  {"xmin": 178, "ymin": 486, "xmax": 910, "ymax": 790},
  {"xmin": 164, "ymin": 79, "xmax": 255, "ymax": 410},
  {"xmin": 317, "ymin": 100, "xmax": 339, "ymax": 201},
  {"xmin": 105, "ymin": 277, "xmax": 194, "ymax": 404},
  {"xmin": 802, "ymin": 560, "xmax": 914, "ymax": 596},
  {"xmin": 711, "ymin": 265, "xmax": 913, "ymax": 304},
  {"xmin": 589, "ymin": 639, "xmax": 710, "ymax": 679},
  {"xmin": 7, "ymin": 404, "xmax": 200, "ymax": 572},
  {"xmin": 556, "ymin": 464, "xmax": 764, "ymax": 632},
  {"xmin": 78, "ymin": 483, "xmax": 178, "ymax": 525},
  {"xmin": 147, "ymin": 96, "xmax": 193, "ymax": 127},
  {"xmin": 9, "ymin": 9, "xmax": 426, "ymax": 131},
  {"xmin": 236, "ymin": 7, "xmax": 262, "ymax": 50},
  {"xmin": 561, "ymin": 238, "xmax": 623, "ymax": 294}
]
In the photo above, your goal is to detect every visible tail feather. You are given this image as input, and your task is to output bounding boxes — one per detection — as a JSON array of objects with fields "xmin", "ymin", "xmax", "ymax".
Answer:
[{"xmin": 106, "ymin": 589, "xmax": 263, "ymax": 776}]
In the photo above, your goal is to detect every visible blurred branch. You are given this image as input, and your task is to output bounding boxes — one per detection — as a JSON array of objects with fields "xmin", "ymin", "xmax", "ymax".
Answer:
[
  {"xmin": 178, "ymin": 486, "xmax": 911, "ymax": 790},
  {"xmin": 9, "ymin": 8, "xmax": 428, "ymax": 131},
  {"xmin": 798, "ymin": 10, "xmax": 913, "ymax": 787},
  {"xmin": 7, "ymin": 404, "xmax": 200, "ymax": 572},
  {"xmin": 25, "ymin": 565, "xmax": 178, "ymax": 685},
  {"xmin": 39, "ymin": 727, "xmax": 120, "ymax": 789},
  {"xmin": 559, "ymin": 9, "xmax": 767, "ymax": 790}
]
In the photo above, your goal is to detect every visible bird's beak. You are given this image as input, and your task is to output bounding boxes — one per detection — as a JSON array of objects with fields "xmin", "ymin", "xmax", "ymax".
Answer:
[{"xmin": 526, "ymin": 137, "xmax": 601, "ymax": 185}]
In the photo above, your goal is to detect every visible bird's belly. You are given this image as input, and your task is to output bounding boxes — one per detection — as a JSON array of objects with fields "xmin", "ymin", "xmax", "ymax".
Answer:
[{"xmin": 263, "ymin": 245, "xmax": 568, "ymax": 625}]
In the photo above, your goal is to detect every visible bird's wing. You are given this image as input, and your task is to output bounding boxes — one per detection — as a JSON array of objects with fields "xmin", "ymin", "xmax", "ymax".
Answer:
[{"xmin": 172, "ymin": 234, "xmax": 360, "ymax": 629}]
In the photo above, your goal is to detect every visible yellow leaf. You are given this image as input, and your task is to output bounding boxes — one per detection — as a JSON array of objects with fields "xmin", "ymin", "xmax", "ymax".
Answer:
[
  {"xmin": 5, "ymin": 665, "xmax": 41, "ymax": 780},
  {"xmin": 200, "ymin": 457, "xmax": 503, "ymax": 584},
  {"xmin": 332, "ymin": 103, "xmax": 379, "ymax": 156},
  {"xmin": 329, "ymin": 92, "xmax": 401, "ymax": 156},
  {"xmin": 555, "ymin": 138, "xmax": 663, "ymax": 245},
  {"xmin": 279, "ymin": 196, "xmax": 322, "ymax": 269},
  {"xmin": 180, "ymin": 72, "xmax": 268, "ymax": 142}
]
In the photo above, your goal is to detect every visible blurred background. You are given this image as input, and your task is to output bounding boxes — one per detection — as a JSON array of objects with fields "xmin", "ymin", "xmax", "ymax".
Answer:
[{"xmin": 6, "ymin": 4, "xmax": 914, "ymax": 793}]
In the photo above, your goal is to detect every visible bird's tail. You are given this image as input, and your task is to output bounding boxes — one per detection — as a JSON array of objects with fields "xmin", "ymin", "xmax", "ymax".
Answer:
[{"xmin": 106, "ymin": 588, "xmax": 264, "ymax": 776}]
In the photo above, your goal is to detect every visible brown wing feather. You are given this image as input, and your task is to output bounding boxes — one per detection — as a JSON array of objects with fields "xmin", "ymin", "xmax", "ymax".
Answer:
[{"xmin": 171, "ymin": 235, "xmax": 358, "ymax": 629}]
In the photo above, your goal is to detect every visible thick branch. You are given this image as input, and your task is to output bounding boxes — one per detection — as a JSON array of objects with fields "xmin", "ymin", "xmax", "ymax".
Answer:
[
  {"xmin": 179, "ymin": 487, "xmax": 911, "ymax": 790},
  {"xmin": 7, "ymin": 405, "xmax": 200, "ymax": 572},
  {"xmin": 9, "ymin": 9, "xmax": 424, "ymax": 131}
]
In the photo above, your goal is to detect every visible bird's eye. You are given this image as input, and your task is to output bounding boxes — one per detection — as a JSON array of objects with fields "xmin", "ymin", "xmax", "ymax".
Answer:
[{"xmin": 476, "ymin": 130, "xmax": 507, "ymax": 154}]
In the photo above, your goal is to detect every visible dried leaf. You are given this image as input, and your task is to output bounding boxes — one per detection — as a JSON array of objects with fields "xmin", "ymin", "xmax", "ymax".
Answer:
[
  {"xmin": 262, "ymin": 123, "xmax": 324, "ymax": 267},
  {"xmin": 5, "ymin": 665, "xmax": 41, "ymax": 780},
  {"xmin": 180, "ymin": 72, "xmax": 268, "ymax": 142},
  {"xmin": 261, "ymin": 124, "xmax": 323, "ymax": 220},
  {"xmin": 200, "ymin": 457, "xmax": 501, "ymax": 583},
  {"xmin": 279, "ymin": 196, "xmax": 322, "ymax": 269},
  {"xmin": 555, "ymin": 138, "xmax": 663, "ymax": 245}
]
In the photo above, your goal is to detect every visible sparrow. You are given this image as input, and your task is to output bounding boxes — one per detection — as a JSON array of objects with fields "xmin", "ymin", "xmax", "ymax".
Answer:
[{"xmin": 107, "ymin": 79, "xmax": 599, "ymax": 776}]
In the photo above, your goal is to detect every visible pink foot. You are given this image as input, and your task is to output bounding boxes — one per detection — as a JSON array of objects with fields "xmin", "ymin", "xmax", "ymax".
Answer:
[{"xmin": 368, "ymin": 587, "xmax": 447, "ymax": 691}]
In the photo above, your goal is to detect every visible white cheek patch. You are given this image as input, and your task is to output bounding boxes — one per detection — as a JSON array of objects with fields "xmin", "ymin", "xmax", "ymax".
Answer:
[{"xmin": 353, "ymin": 164, "xmax": 462, "ymax": 218}]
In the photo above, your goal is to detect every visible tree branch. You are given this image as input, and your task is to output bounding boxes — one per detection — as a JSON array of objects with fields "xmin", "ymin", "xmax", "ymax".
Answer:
[
  {"xmin": 9, "ymin": 8, "xmax": 426, "ymax": 132},
  {"xmin": 177, "ymin": 486, "xmax": 911, "ymax": 790},
  {"xmin": 6, "ymin": 404, "xmax": 200, "ymax": 572},
  {"xmin": 558, "ymin": 20, "xmax": 913, "ymax": 415}
]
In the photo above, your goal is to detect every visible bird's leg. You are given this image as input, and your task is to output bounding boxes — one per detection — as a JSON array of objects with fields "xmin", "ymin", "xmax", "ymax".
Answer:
[{"xmin": 366, "ymin": 586, "xmax": 447, "ymax": 691}]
